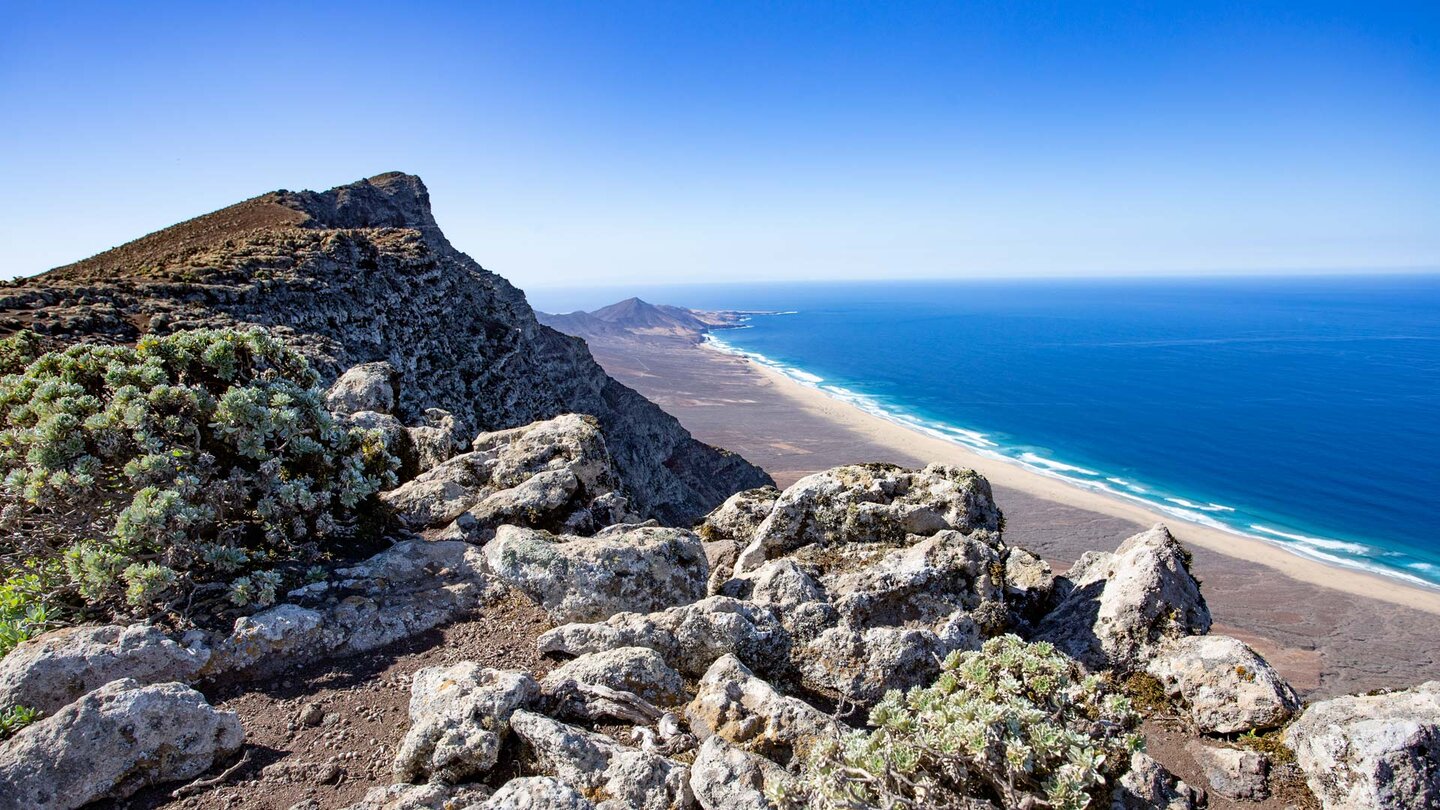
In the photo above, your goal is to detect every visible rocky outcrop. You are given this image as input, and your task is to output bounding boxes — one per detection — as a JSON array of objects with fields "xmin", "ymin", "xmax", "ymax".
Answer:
[
  {"xmin": 326, "ymin": 361, "xmax": 400, "ymax": 415},
  {"xmin": 477, "ymin": 777, "xmax": 595, "ymax": 809},
  {"xmin": 1035, "ymin": 524, "xmax": 1210, "ymax": 671},
  {"xmin": 1147, "ymin": 634, "xmax": 1300, "ymax": 733},
  {"xmin": 686, "ymin": 655, "xmax": 843, "ymax": 764},
  {"xmin": 540, "ymin": 647, "xmax": 687, "ymax": 707},
  {"xmin": 393, "ymin": 663, "xmax": 538, "ymax": 784},
  {"xmin": 689, "ymin": 736, "xmax": 792, "ymax": 810},
  {"xmin": 0, "ymin": 679, "xmax": 243, "ymax": 810},
  {"xmin": 1284, "ymin": 681, "xmax": 1440, "ymax": 809},
  {"xmin": 2, "ymin": 172, "xmax": 772, "ymax": 525},
  {"xmin": 485, "ymin": 524, "xmax": 706, "ymax": 624},
  {"xmin": 509, "ymin": 709, "xmax": 694, "ymax": 810}
]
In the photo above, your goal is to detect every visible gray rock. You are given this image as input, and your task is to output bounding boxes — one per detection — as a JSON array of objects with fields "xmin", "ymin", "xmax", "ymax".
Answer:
[
  {"xmin": 1147, "ymin": 634, "xmax": 1300, "ymax": 733},
  {"xmin": 0, "ymin": 623, "xmax": 210, "ymax": 715},
  {"xmin": 732, "ymin": 463, "xmax": 1002, "ymax": 576},
  {"xmin": 346, "ymin": 783, "xmax": 493, "ymax": 810},
  {"xmin": 406, "ymin": 408, "xmax": 468, "ymax": 474},
  {"xmin": 690, "ymin": 736, "xmax": 791, "ymax": 810},
  {"xmin": 1284, "ymin": 680, "xmax": 1440, "ymax": 809},
  {"xmin": 541, "ymin": 647, "xmax": 687, "ymax": 707},
  {"xmin": 393, "ymin": 663, "xmax": 539, "ymax": 783},
  {"xmin": 1003, "ymin": 546, "xmax": 1056, "ymax": 623},
  {"xmin": 687, "ymin": 654, "xmax": 843, "ymax": 763},
  {"xmin": 485, "ymin": 524, "xmax": 706, "ymax": 624},
  {"xmin": 1036, "ymin": 524, "xmax": 1211, "ymax": 671},
  {"xmin": 821, "ymin": 529, "xmax": 1004, "ymax": 628},
  {"xmin": 697, "ymin": 486, "xmax": 781, "ymax": 546},
  {"xmin": 0, "ymin": 679, "xmax": 243, "ymax": 810},
  {"xmin": 1111, "ymin": 752, "xmax": 1202, "ymax": 810},
  {"xmin": 537, "ymin": 596, "xmax": 791, "ymax": 678},
  {"xmin": 475, "ymin": 777, "xmax": 595, "ymax": 809},
  {"xmin": 1186, "ymin": 741, "xmax": 1269, "ymax": 801},
  {"xmin": 800, "ymin": 624, "xmax": 959, "ymax": 706},
  {"xmin": 716, "ymin": 559, "xmax": 826, "ymax": 609},
  {"xmin": 349, "ymin": 409, "xmax": 422, "ymax": 479},
  {"xmin": 508, "ymin": 709, "xmax": 693, "ymax": 810},
  {"xmin": 326, "ymin": 361, "xmax": 399, "ymax": 415},
  {"xmin": 211, "ymin": 539, "xmax": 493, "ymax": 675}
]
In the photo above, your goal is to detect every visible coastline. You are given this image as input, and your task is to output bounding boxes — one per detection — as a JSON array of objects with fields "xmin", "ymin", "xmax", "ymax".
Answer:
[{"xmin": 723, "ymin": 345, "xmax": 1440, "ymax": 615}]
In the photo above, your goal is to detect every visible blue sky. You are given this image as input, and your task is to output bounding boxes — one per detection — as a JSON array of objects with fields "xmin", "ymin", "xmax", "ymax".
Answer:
[{"xmin": 1, "ymin": 1, "xmax": 1437, "ymax": 287}]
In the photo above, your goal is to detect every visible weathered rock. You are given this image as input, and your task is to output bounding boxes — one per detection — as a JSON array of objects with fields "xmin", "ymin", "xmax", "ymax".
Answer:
[
  {"xmin": 800, "ymin": 624, "xmax": 957, "ymax": 706},
  {"xmin": 687, "ymin": 654, "xmax": 843, "ymax": 763},
  {"xmin": 475, "ymin": 777, "xmax": 594, "ymax": 809},
  {"xmin": 690, "ymin": 736, "xmax": 791, "ymax": 810},
  {"xmin": 732, "ymin": 463, "xmax": 1002, "ymax": 576},
  {"xmin": 0, "ymin": 679, "xmax": 243, "ymax": 810},
  {"xmin": 0, "ymin": 623, "xmax": 210, "ymax": 715},
  {"xmin": 1111, "ymin": 752, "xmax": 1203, "ymax": 810},
  {"xmin": 486, "ymin": 524, "xmax": 705, "ymax": 624},
  {"xmin": 349, "ymin": 409, "xmax": 422, "ymax": 479},
  {"xmin": 822, "ymin": 529, "xmax": 1004, "ymax": 627},
  {"xmin": 509, "ymin": 709, "xmax": 693, "ymax": 810},
  {"xmin": 406, "ymin": 408, "xmax": 468, "ymax": 474},
  {"xmin": 1284, "ymin": 680, "xmax": 1440, "ymax": 809},
  {"xmin": 1148, "ymin": 635, "xmax": 1300, "ymax": 733},
  {"xmin": 326, "ymin": 361, "xmax": 399, "ymax": 415},
  {"xmin": 210, "ymin": 539, "xmax": 493, "ymax": 675},
  {"xmin": 538, "ymin": 596, "xmax": 791, "ymax": 678},
  {"xmin": 717, "ymin": 559, "xmax": 826, "ymax": 609},
  {"xmin": 1003, "ymin": 546, "xmax": 1056, "ymax": 623},
  {"xmin": 541, "ymin": 647, "xmax": 687, "ymax": 707},
  {"xmin": 1036, "ymin": 524, "xmax": 1210, "ymax": 671},
  {"xmin": 345, "ymin": 783, "xmax": 492, "ymax": 810},
  {"xmin": 393, "ymin": 663, "xmax": 538, "ymax": 784},
  {"xmin": 1186, "ymin": 741, "xmax": 1269, "ymax": 801},
  {"xmin": 697, "ymin": 486, "xmax": 781, "ymax": 546}
]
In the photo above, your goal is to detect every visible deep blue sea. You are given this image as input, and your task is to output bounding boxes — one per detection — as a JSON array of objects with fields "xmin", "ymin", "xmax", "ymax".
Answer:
[{"xmin": 531, "ymin": 276, "xmax": 1440, "ymax": 589}]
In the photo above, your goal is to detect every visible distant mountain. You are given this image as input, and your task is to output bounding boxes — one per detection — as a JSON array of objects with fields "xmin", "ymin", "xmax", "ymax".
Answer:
[
  {"xmin": 0, "ymin": 172, "xmax": 772, "ymax": 524},
  {"xmin": 539, "ymin": 297, "xmax": 749, "ymax": 343}
]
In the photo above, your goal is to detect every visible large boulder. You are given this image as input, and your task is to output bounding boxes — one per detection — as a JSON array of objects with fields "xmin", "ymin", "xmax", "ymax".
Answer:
[
  {"xmin": 731, "ymin": 463, "xmax": 1002, "ymax": 576},
  {"xmin": 326, "ymin": 361, "xmax": 399, "ymax": 415},
  {"xmin": 689, "ymin": 736, "xmax": 793, "ymax": 810},
  {"xmin": 476, "ymin": 777, "xmax": 595, "ymax": 809},
  {"xmin": 1284, "ymin": 681, "xmax": 1440, "ymax": 809},
  {"xmin": 393, "ymin": 663, "xmax": 538, "ymax": 784},
  {"xmin": 800, "ymin": 624, "xmax": 958, "ymax": 706},
  {"xmin": 0, "ymin": 623, "xmax": 210, "ymax": 715},
  {"xmin": 687, "ymin": 654, "xmax": 843, "ymax": 764},
  {"xmin": 508, "ymin": 709, "xmax": 693, "ymax": 810},
  {"xmin": 0, "ymin": 679, "xmax": 243, "ymax": 810},
  {"xmin": 821, "ymin": 529, "xmax": 1004, "ymax": 627},
  {"xmin": 537, "ymin": 596, "xmax": 791, "ymax": 678},
  {"xmin": 382, "ymin": 414, "xmax": 630, "ymax": 541},
  {"xmin": 1035, "ymin": 524, "xmax": 1210, "ymax": 671},
  {"xmin": 1147, "ymin": 635, "xmax": 1300, "ymax": 733},
  {"xmin": 540, "ymin": 647, "xmax": 687, "ymax": 707},
  {"xmin": 486, "ymin": 524, "xmax": 706, "ymax": 624},
  {"xmin": 210, "ymin": 539, "xmax": 493, "ymax": 675}
]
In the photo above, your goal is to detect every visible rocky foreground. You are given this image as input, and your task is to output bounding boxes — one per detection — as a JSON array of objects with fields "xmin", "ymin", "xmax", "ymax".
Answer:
[{"xmin": 1, "ymin": 365, "xmax": 1437, "ymax": 809}]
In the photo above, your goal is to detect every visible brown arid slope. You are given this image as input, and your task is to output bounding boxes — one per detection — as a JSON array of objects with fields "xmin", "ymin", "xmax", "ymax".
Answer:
[{"xmin": 0, "ymin": 172, "xmax": 771, "ymax": 524}]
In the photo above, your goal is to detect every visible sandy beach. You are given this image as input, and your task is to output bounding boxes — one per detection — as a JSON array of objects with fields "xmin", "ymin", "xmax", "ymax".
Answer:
[{"xmin": 585, "ymin": 335, "xmax": 1440, "ymax": 697}]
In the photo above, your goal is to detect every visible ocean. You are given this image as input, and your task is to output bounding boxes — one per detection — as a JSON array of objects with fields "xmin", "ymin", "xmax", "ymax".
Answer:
[{"xmin": 531, "ymin": 275, "xmax": 1440, "ymax": 589}]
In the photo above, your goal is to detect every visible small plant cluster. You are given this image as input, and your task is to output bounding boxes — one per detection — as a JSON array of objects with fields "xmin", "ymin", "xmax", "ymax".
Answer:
[
  {"xmin": 0, "ymin": 704, "xmax": 40, "ymax": 740},
  {"xmin": 786, "ymin": 635, "xmax": 1144, "ymax": 810},
  {"xmin": 0, "ymin": 328, "xmax": 397, "ymax": 637}
]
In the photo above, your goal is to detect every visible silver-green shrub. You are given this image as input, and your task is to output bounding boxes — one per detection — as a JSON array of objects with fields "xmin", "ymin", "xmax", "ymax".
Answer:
[
  {"xmin": 786, "ymin": 635, "xmax": 1143, "ymax": 810},
  {"xmin": 0, "ymin": 328, "xmax": 397, "ymax": 627}
]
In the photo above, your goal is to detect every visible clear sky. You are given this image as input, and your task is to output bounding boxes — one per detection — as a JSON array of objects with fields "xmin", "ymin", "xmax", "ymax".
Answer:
[{"xmin": 2, "ymin": 1, "xmax": 1437, "ymax": 288}]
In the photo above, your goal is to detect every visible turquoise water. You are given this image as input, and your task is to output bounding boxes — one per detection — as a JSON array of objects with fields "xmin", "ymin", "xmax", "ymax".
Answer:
[{"xmin": 532, "ymin": 276, "xmax": 1440, "ymax": 589}]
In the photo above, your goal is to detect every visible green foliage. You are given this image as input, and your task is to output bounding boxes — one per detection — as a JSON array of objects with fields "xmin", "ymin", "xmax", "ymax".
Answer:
[
  {"xmin": 0, "ymin": 328, "xmax": 397, "ymax": 630},
  {"xmin": 0, "ymin": 568, "xmax": 58, "ymax": 657},
  {"xmin": 786, "ymin": 635, "xmax": 1143, "ymax": 810},
  {"xmin": 0, "ymin": 704, "xmax": 41, "ymax": 739}
]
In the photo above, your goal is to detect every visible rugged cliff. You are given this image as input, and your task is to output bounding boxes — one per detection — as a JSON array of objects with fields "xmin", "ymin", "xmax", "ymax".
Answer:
[{"xmin": 0, "ymin": 172, "xmax": 770, "ymax": 523}]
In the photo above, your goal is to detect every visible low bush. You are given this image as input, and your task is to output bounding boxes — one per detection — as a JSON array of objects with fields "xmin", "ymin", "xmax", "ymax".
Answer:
[
  {"xmin": 0, "ymin": 328, "xmax": 397, "ymax": 640},
  {"xmin": 785, "ymin": 635, "xmax": 1143, "ymax": 810}
]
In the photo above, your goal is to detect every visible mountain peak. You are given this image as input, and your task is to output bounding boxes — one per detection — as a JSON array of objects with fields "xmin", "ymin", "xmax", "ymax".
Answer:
[{"xmin": 275, "ymin": 172, "xmax": 451, "ymax": 250}]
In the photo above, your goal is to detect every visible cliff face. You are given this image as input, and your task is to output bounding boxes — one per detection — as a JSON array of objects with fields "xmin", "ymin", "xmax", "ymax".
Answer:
[{"xmin": 0, "ymin": 172, "xmax": 771, "ymax": 524}]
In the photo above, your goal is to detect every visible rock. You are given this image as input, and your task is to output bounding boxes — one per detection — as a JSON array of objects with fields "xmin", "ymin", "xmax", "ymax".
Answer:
[
  {"xmin": 687, "ymin": 654, "xmax": 843, "ymax": 763},
  {"xmin": 406, "ymin": 408, "xmax": 468, "ymax": 473},
  {"xmin": 800, "ymin": 624, "xmax": 956, "ymax": 706},
  {"xmin": 1147, "ymin": 635, "xmax": 1300, "ymax": 733},
  {"xmin": 509, "ymin": 709, "xmax": 693, "ymax": 810},
  {"xmin": 1284, "ymin": 680, "xmax": 1440, "ymax": 809},
  {"xmin": 732, "ymin": 463, "xmax": 1002, "ymax": 576},
  {"xmin": 349, "ymin": 409, "xmax": 422, "ymax": 479},
  {"xmin": 326, "ymin": 361, "xmax": 399, "ymax": 415},
  {"xmin": 698, "ymin": 486, "xmax": 781, "ymax": 546},
  {"xmin": 393, "ymin": 663, "xmax": 538, "ymax": 784},
  {"xmin": 718, "ymin": 559, "xmax": 825, "ymax": 609},
  {"xmin": 538, "ymin": 596, "xmax": 791, "ymax": 678},
  {"xmin": 822, "ymin": 529, "xmax": 1004, "ymax": 628},
  {"xmin": 485, "ymin": 524, "xmax": 706, "ymax": 624},
  {"xmin": 0, "ymin": 623, "xmax": 210, "ymax": 715},
  {"xmin": 690, "ymin": 736, "xmax": 791, "ymax": 810},
  {"xmin": 476, "ymin": 777, "xmax": 595, "ymax": 809},
  {"xmin": 0, "ymin": 679, "xmax": 243, "ymax": 810},
  {"xmin": 1186, "ymin": 741, "xmax": 1269, "ymax": 801},
  {"xmin": 1111, "ymin": 752, "xmax": 1203, "ymax": 810},
  {"xmin": 296, "ymin": 701, "xmax": 325, "ymax": 727},
  {"xmin": 1003, "ymin": 547, "xmax": 1056, "ymax": 624},
  {"xmin": 541, "ymin": 647, "xmax": 687, "ymax": 707},
  {"xmin": 346, "ymin": 783, "xmax": 493, "ymax": 810},
  {"xmin": 1036, "ymin": 524, "xmax": 1211, "ymax": 671},
  {"xmin": 210, "ymin": 539, "xmax": 493, "ymax": 675}
]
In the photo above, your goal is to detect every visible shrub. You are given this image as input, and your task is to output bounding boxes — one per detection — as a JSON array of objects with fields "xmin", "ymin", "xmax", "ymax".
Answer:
[
  {"xmin": 0, "ymin": 704, "xmax": 40, "ymax": 740},
  {"xmin": 785, "ymin": 635, "xmax": 1143, "ymax": 810},
  {"xmin": 0, "ymin": 328, "xmax": 397, "ymax": 633}
]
